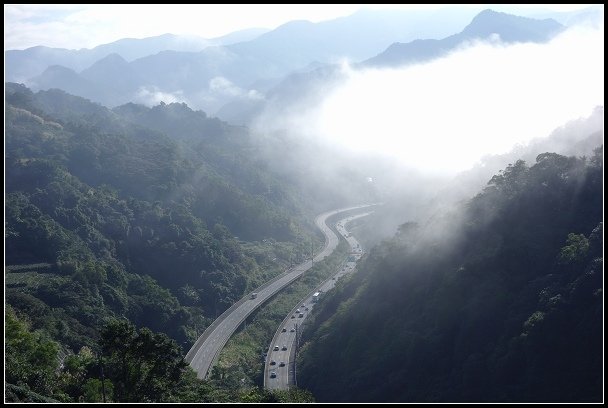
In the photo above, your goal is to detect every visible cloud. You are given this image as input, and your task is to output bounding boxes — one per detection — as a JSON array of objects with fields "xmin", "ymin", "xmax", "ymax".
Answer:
[
  {"xmin": 209, "ymin": 76, "xmax": 264, "ymax": 101},
  {"xmin": 133, "ymin": 86, "xmax": 187, "ymax": 106},
  {"xmin": 263, "ymin": 23, "xmax": 603, "ymax": 176}
]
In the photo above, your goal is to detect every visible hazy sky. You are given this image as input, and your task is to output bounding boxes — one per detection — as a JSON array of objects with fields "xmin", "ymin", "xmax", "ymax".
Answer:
[{"xmin": 4, "ymin": 4, "xmax": 593, "ymax": 50}]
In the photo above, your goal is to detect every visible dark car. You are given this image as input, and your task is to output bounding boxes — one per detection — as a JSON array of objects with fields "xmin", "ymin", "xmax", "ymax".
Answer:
[
  {"xmin": 270, "ymin": 360, "xmax": 276, "ymax": 365},
  {"xmin": 281, "ymin": 345, "xmax": 287, "ymax": 351},
  {"xmin": 279, "ymin": 362, "xmax": 286, "ymax": 367},
  {"xmin": 270, "ymin": 372, "xmax": 277, "ymax": 378}
]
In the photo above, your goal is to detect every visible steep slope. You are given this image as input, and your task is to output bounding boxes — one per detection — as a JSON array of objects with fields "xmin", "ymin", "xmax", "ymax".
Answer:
[
  {"xmin": 5, "ymin": 83, "xmax": 318, "ymax": 355},
  {"xmin": 297, "ymin": 149, "xmax": 603, "ymax": 402}
]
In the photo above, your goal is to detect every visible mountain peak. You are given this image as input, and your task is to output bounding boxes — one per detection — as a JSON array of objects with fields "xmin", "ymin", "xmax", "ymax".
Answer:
[
  {"xmin": 463, "ymin": 8, "xmax": 564, "ymax": 41},
  {"xmin": 92, "ymin": 52, "xmax": 128, "ymax": 66}
]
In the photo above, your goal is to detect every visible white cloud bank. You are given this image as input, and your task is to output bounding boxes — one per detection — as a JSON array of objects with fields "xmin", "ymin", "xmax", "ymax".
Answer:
[{"xmin": 307, "ymin": 24, "xmax": 603, "ymax": 175}]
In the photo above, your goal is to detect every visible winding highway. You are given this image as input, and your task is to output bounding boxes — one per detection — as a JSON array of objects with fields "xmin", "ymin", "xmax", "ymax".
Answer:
[
  {"xmin": 185, "ymin": 204, "xmax": 376, "ymax": 379},
  {"xmin": 264, "ymin": 211, "xmax": 372, "ymax": 390}
]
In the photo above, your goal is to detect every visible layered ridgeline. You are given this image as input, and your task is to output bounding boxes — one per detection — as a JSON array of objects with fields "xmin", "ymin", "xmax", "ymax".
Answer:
[
  {"xmin": 13, "ymin": 7, "xmax": 601, "ymax": 119},
  {"xmin": 5, "ymin": 83, "xmax": 320, "ymax": 402},
  {"xmin": 298, "ymin": 148, "xmax": 603, "ymax": 402}
]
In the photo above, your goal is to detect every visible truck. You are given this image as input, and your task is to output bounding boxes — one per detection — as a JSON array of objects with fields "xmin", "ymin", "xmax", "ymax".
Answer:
[{"xmin": 312, "ymin": 292, "xmax": 320, "ymax": 303}]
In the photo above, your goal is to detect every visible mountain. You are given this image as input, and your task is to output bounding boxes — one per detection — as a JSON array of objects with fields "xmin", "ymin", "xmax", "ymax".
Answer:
[
  {"xmin": 364, "ymin": 9, "xmax": 564, "ymax": 67},
  {"xmin": 5, "ymin": 81, "xmax": 319, "ymax": 338},
  {"xmin": 27, "ymin": 64, "xmax": 111, "ymax": 104},
  {"xmin": 15, "ymin": 7, "xmax": 486, "ymax": 113},
  {"xmin": 298, "ymin": 146, "xmax": 603, "ymax": 402},
  {"xmin": 221, "ymin": 9, "xmax": 566, "ymax": 126},
  {"xmin": 5, "ymin": 30, "xmax": 268, "ymax": 83},
  {"xmin": 77, "ymin": 53, "xmax": 145, "ymax": 107}
]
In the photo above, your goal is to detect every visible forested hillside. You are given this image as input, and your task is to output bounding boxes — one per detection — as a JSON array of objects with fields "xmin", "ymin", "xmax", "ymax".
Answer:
[
  {"xmin": 5, "ymin": 83, "xmax": 318, "ymax": 402},
  {"xmin": 298, "ymin": 149, "xmax": 603, "ymax": 402}
]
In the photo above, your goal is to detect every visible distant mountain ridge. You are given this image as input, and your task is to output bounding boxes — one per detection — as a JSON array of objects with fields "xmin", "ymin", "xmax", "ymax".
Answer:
[
  {"xmin": 9, "ymin": 8, "xmax": 484, "ymax": 112},
  {"xmin": 364, "ymin": 9, "xmax": 564, "ymax": 67},
  {"xmin": 5, "ymin": 29, "xmax": 269, "ymax": 83},
  {"xmin": 223, "ymin": 9, "xmax": 565, "ymax": 125},
  {"xmin": 9, "ymin": 8, "xmax": 570, "ymax": 119}
]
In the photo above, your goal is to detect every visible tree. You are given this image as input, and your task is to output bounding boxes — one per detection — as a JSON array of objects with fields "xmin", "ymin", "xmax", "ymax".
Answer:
[
  {"xmin": 5, "ymin": 306, "xmax": 60, "ymax": 396},
  {"xmin": 100, "ymin": 319, "xmax": 189, "ymax": 402}
]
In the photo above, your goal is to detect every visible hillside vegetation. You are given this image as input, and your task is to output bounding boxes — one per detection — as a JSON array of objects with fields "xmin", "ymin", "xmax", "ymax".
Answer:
[
  {"xmin": 5, "ymin": 83, "xmax": 318, "ymax": 402},
  {"xmin": 298, "ymin": 149, "xmax": 603, "ymax": 402}
]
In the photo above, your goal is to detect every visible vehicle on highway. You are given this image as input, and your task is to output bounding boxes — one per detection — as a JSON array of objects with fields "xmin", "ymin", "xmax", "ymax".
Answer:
[
  {"xmin": 279, "ymin": 362, "xmax": 286, "ymax": 367},
  {"xmin": 296, "ymin": 309, "xmax": 301, "ymax": 314},
  {"xmin": 290, "ymin": 328, "xmax": 295, "ymax": 332},
  {"xmin": 270, "ymin": 372, "xmax": 277, "ymax": 378},
  {"xmin": 312, "ymin": 292, "xmax": 320, "ymax": 302},
  {"xmin": 291, "ymin": 314, "xmax": 295, "ymax": 319},
  {"xmin": 282, "ymin": 345, "xmax": 287, "ymax": 351},
  {"xmin": 298, "ymin": 313, "xmax": 304, "ymax": 318},
  {"xmin": 274, "ymin": 345, "xmax": 279, "ymax": 351},
  {"xmin": 270, "ymin": 360, "xmax": 276, "ymax": 365},
  {"xmin": 250, "ymin": 292, "xmax": 258, "ymax": 299},
  {"xmin": 282, "ymin": 328, "xmax": 287, "ymax": 332}
]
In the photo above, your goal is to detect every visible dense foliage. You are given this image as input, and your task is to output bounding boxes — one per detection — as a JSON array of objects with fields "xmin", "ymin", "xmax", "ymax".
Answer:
[
  {"xmin": 5, "ymin": 309, "xmax": 313, "ymax": 402},
  {"xmin": 5, "ymin": 83, "xmax": 319, "ymax": 401},
  {"xmin": 298, "ymin": 149, "xmax": 603, "ymax": 402}
]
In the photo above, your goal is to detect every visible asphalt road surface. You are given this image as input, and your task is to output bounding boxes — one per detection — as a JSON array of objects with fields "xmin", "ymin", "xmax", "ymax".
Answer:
[
  {"xmin": 185, "ymin": 204, "xmax": 376, "ymax": 379},
  {"xmin": 264, "ymin": 211, "xmax": 373, "ymax": 389}
]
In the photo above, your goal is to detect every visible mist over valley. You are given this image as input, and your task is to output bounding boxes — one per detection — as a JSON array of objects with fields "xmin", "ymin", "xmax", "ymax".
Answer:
[{"xmin": 4, "ymin": 4, "xmax": 603, "ymax": 403}]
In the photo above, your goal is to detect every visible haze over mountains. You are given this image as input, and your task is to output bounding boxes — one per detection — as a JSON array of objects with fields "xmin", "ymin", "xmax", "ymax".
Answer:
[
  {"xmin": 4, "ymin": 4, "xmax": 603, "ymax": 403},
  {"xmin": 5, "ymin": 29, "xmax": 269, "ymax": 82},
  {"xmin": 6, "ymin": 6, "xmax": 600, "ymax": 118}
]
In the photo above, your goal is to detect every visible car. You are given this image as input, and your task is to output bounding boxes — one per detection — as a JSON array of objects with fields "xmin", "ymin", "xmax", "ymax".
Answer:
[
  {"xmin": 291, "ymin": 314, "xmax": 295, "ymax": 319},
  {"xmin": 281, "ymin": 345, "xmax": 287, "ymax": 351},
  {"xmin": 302, "ymin": 304, "xmax": 306, "ymax": 308},
  {"xmin": 296, "ymin": 309, "xmax": 301, "ymax": 314},
  {"xmin": 273, "ymin": 345, "xmax": 279, "ymax": 351},
  {"xmin": 270, "ymin": 360, "xmax": 276, "ymax": 365},
  {"xmin": 282, "ymin": 328, "xmax": 287, "ymax": 332},
  {"xmin": 298, "ymin": 313, "xmax": 304, "ymax": 318},
  {"xmin": 279, "ymin": 362, "xmax": 286, "ymax": 367},
  {"xmin": 290, "ymin": 328, "xmax": 295, "ymax": 332},
  {"xmin": 332, "ymin": 277, "xmax": 336, "ymax": 280},
  {"xmin": 270, "ymin": 372, "xmax": 277, "ymax": 378},
  {"xmin": 305, "ymin": 307, "xmax": 309, "ymax": 311}
]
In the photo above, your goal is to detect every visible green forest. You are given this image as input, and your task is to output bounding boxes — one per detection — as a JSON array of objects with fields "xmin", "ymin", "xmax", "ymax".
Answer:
[
  {"xmin": 5, "ymin": 83, "xmax": 318, "ymax": 402},
  {"xmin": 298, "ymin": 149, "xmax": 603, "ymax": 402}
]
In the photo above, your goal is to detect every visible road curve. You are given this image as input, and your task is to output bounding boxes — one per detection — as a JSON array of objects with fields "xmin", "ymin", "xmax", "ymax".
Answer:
[
  {"xmin": 185, "ymin": 204, "xmax": 376, "ymax": 379},
  {"xmin": 264, "ymin": 211, "xmax": 372, "ymax": 390}
]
